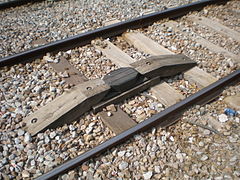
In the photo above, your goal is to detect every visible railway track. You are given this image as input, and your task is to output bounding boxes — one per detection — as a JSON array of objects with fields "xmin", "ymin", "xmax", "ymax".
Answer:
[
  {"xmin": 0, "ymin": 0, "xmax": 44, "ymax": 10},
  {"xmin": 0, "ymin": 0, "xmax": 239, "ymax": 179}
]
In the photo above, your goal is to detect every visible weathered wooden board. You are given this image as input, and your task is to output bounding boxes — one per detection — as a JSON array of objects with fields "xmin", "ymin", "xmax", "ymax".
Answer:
[
  {"xmin": 25, "ymin": 53, "xmax": 196, "ymax": 135},
  {"xmin": 50, "ymin": 57, "xmax": 87, "ymax": 85},
  {"xmin": 131, "ymin": 54, "xmax": 196, "ymax": 78},
  {"xmin": 188, "ymin": 15, "xmax": 240, "ymax": 43},
  {"xmin": 24, "ymin": 79, "xmax": 110, "ymax": 135},
  {"xmin": 123, "ymin": 32, "xmax": 173, "ymax": 55},
  {"xmin": 164, "ymin": 21, "xmax": 239, "ymax": 63},
  {"xmin": 151, "ymin": 82, "xmax": 184, "ymax": 106},
  {"xmin": 102, "ymin": 19, "xmax": 187, "ymax": 109},
  {"xmin": 93, "ymin": 40, "xmax": 135, "ymax": 67},
  {"xmin": 93, "ymin": 76, "xmax": 161, "ymax": 113},
  {"xmin": 184, "ymin": 67, "xmax": 217, "ymax": 88},
  {"xmin": 103, "ymin": 19, "xmax": 121, "ymax": 26},
  {"xmin": 99, "ymin": 107, "xmax": 137, "ymax": 135},
  {"xmin": 94, "ymin": 39, "xmax": 185, "ymax": 108},
  {"xmin": 123, "ymin": 32, "xmax": 218, "ymax": 88},
  {"xmin": 224, "ymin": 94, "xmax": 240, "ymax": 110}
]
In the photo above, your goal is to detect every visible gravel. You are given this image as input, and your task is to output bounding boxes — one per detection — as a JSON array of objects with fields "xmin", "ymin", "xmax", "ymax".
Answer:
[
  {"xmin": 0, "ymin": 0, "xmax": 198, "ymax": 58},
  {"xmin": 0, "ymin": 0, "xmax": 239, "ymax": 179}
]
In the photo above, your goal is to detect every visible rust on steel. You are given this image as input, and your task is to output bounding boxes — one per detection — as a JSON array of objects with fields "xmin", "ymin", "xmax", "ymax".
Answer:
[
  {"xmin": 36, "ymin": 69, "xmax": 240, "ymax": 180},
  {"xmin": 0, "ymin": 0, "xmax": 229, "ymax": 67}
]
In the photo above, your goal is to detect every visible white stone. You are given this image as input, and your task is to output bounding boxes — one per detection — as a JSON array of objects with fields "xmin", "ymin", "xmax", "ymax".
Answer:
[
  {"xmin": 169, "ymin": 136, "xmax": 174, "ymax": 142},
  {"xmin": 24, "ymin": 133, "xmax": 32, "ymax": 143},
  {"xmin": 107, "ymin": 112, "xmax": 112, "ymax": 117},
  {"xmin": 199, "ymin": 141, "xmax": 204, "ymax": 147},
  {"xmin": 49, "ymin": 86, "xmax": 56, "ymax": 92},
  {"xmin": 49, "ymin": 131, "xmax": 56, "ymax": 139},
  {"xmin": 154, "ymin": 166, "xmax": 161, "ymax": 173},
  {"xmin": 188, "ymin": 137, "xmax": 194, "ymax": 143},
  {"xmin": 176, "ymin": 153, "xmax": 183, "ymax": 162},
  {"xmin": 69, "ymin": 125, "xmax": 75, "ymax": 131},
  {"xmin": 170, "ymin": 46, "xmax": 177, "ymax": 51},
  {"xmin": 201, "ymin": 155, "xmax": 208, "ymax": 161},
  {"xmin": 17, "ymin": 129, "xmax": 25, "ymax": 136},
  {"xmin": 218, "ymin": 114, "xmax": 228, "ymax": 123},
  {"xmin": 43, "ymin": 56, "xmax": 54, "ymax": 63},
  {"xmin": 235, "ymin": 117, "xmax": 239, "ymax": 123},
  {"xmin": 61, "ymin": 71, "xmax": 69, "ymax": 78},
  {"xmin": 125, "ymin": 152, "xmax": 132, "ymax": 157},
  {"xmin": 203, "ymin": 129, "xmax": 211, "ymax": 135},
  {"xmin": 117, "ymin": 151, "xmax": 126, "ymax": 157},
  {"xmin": 118, "ymin": 161, "xmax": 128, "ymax": 170},
  {"xmin": 53, "ymin": 59, "xmax": 59, "ymax": 63},
  {"xmin": 33, "ymin": 86, "xmax": 43, "ymax": 94},
  {"xmin": 66, "ymin": 50, "xmax": 72, "ymax": 54},
  {"xmin": 22, "ymin": 170, "xmax": 30, "ymax": 178},
  {"xmin": 44, "ymin": 135, "xmax": 50, "ymax": 144},
  {"xmin": 86, "ymin": 126, "xmax": 93, "ymax": 134},
  {"xmin": 143, "ymin": 171, "xmax": 153, "ymax": 180},
  {"xmin": 229, "ymin": 136, "xmax": 237, "ymax": 143}
]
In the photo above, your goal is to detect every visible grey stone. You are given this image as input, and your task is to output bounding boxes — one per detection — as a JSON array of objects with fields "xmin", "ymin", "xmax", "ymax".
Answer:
[
  {"xmin": 33, "ymin": 86, "xmax": 44, "ymax": 94},
  {"xmin": 9, "ymin": 154, "xmax": 16, "ymax": 160},
  {"xmin": 118, "ymin": 161, "xmax": 128, "ymax": 170},
  {"xmin": 24, "ymin": 133, "xmax": 32, "ymax": 143},
  {"xmin": 85, "ymin": 126, "xmax": 93, "ymax": 134},
  {"xmin": 49, "ymin": 86, "xmax": 56, "ymax": 92},
  {"xmin": 2, "ymin": 158, "xmax": 8, "ymax": 165},
  {"xmin": 229, "ymin": 136, "xmax": 237, "ymax": 143},
  {"xmin": 44, "ymin": 135, "xmax": 50, "ymax": 144},
  {"xmin": 201, "ymin": 155, "xmax": 209, "ymax": 161},
  {"xmin": 17, "ymin": 129, "xmax": 25, "ymax": 136}
]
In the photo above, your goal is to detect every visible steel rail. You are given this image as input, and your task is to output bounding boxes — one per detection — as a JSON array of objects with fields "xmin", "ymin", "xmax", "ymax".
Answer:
[
  {"xmin": 36, "ymin": 69, "xmax": 240, "ymax": 180},
  {"xmin": 0, "ymin": 0, "xmax": 44, "ymax": 10},
  {"xmin": 0, "ymin": 0, "xmax": 229, "ymax": 67}
]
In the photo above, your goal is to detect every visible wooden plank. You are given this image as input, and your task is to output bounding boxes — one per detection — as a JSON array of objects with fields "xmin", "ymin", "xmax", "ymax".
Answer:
[
  {"xmin": 131, "ymin": 54, "xmax": 196, "ymax": 78},
  {"xmin": 93, "ymin": 54, "xmax": 195, "ymax": 111},
  {"xmin": 25, "ymin": 54, "xmax": 195, "ymax": 135},
  {"xmin": 93, "ymin": 38, "xmax": 138, "ymax": 134},
  {"xmin": 151, "ymin": 82, "xmax": 184, "ymax": 106},
  {"xmin": 99, "ymin": 107, "xmax": 137, "ymax": 135},
  {"xmin": 123, "ymin": 32, "xmax": 173, "ymax": 55},
  {"xmin": 93, "ymin": 76, "xmax": 161, "ymax": 113},
  {"xmin": 93, "ymin": 38, "xmax": 183, "ymax": 131},
  {"xmin": 224, "ymin": 94, "xmax": 240, "ymax": 110},
  {"xmin": 95, "ymin": 38, "xmax": 184, "ymax": 108},
  {"xmin": 122, "ymin": 32, "xmax": 218, "ymax": 88},
  {"xmin": 24, "ymin": 79, "xmax": 110, "ymax": 135},
  {"xmin": 93, "ymin": 40, "xmax": 135, "ymax": 67},
  {"xmin": 188, "ymin": 15, "xmax": 240, "ymax": 43},
  {"xmin": 184, "ymin": 67, "xmax": 217, "ymax": 88},
  {"xmin": 121, "ymin": 34, "xmax": 185, "ymax": 105},
  {"xmin": 164, "ymin": 21, "xmax": 239, "ymax": 63},
  {"xmin": 104, "ymin": 19, "xmax": 121, "ymax": 26},
  {"xmin": 50, "ymin": 57, "xmax": 87, "ymax": 85}
]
